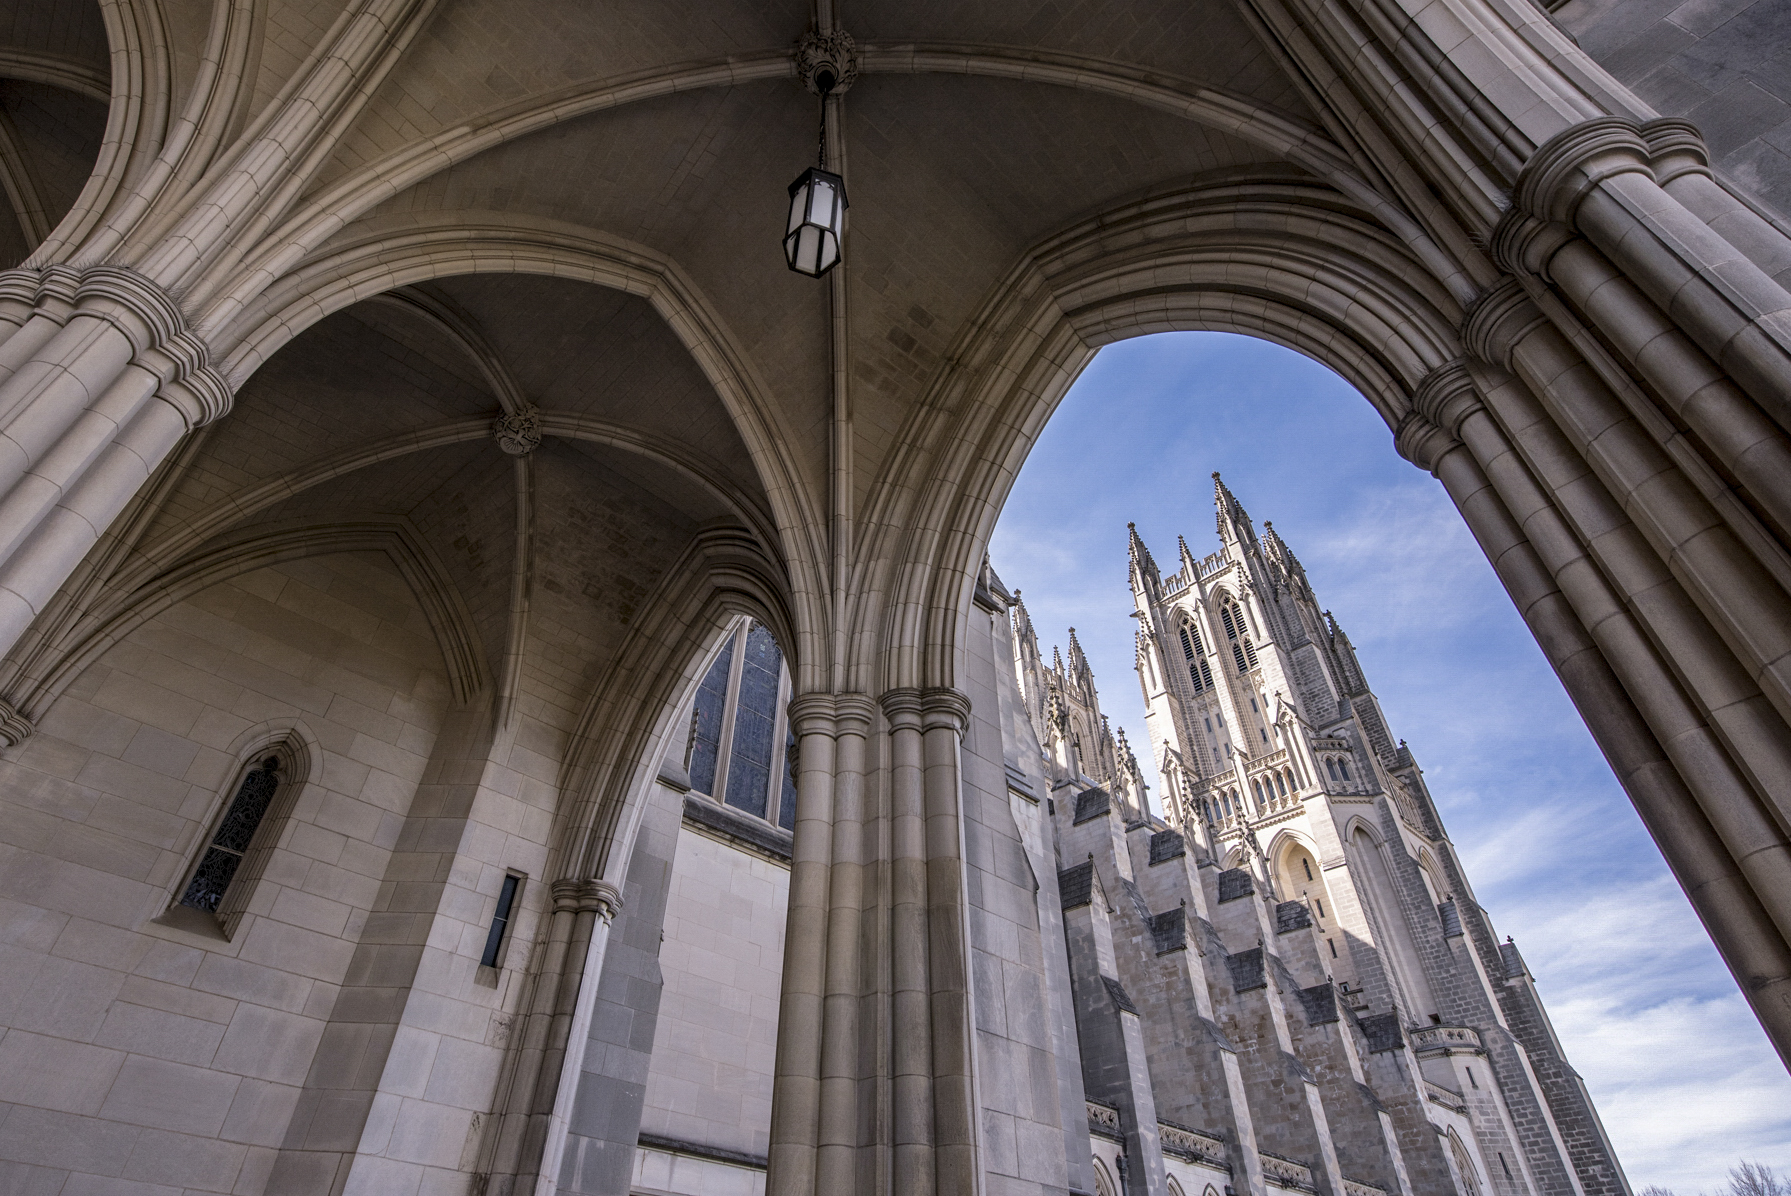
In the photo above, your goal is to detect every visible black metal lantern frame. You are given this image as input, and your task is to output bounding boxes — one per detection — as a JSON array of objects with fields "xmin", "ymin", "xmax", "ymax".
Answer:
[{"xmin": 785, "ymin": 165, "xmax": 847, "ymax": 277}]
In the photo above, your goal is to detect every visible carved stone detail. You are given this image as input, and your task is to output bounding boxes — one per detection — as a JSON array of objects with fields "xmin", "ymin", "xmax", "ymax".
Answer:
[
  {"xmin": 795, "ymin": 28, "xmax": 858, "ymax": 96},
  {"xmin": 493, "ymin": 406, "xmax": 543, "ymax": 455}
]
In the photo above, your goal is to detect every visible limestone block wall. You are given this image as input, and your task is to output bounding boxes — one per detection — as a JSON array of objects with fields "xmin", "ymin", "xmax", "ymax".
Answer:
[
  {"xmin": 0, "ymin": 553, "xmax": 460, "ymax": 1195},
  {"xmin": 639, "ymin": 823, "xmax": 788, "ymax": 1158}
]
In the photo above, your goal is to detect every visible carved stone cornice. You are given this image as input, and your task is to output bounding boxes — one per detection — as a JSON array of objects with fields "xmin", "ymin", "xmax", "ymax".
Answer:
[
  {"xmin": 795, "ymin": 28, "xmax": 858, "ymax": 96},
  {"xmin": 493, "ymin": 405, "xmax": 542, "ymax": 455},
  {"xmin": 550, "ymin": 877, "xmax": 624, "ymax": 921},
  {"xmin": 1511, "ymin": 115, "xmax": 1653, "ymax": 227},
  {"xmin": 1461, "ymin": 278, "xmax": 1548, "ymax": 369}
]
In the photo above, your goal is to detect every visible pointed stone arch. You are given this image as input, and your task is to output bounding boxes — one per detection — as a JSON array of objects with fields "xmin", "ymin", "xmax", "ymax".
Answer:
[
  {"xmin": 1, "ymin": 518, "xmax": 489, "ymax": 734},
  {"xmin": 207, "ymin": 212, "xmax": 828, "ymax": 686},
  {"xmin": 863, "ymin": 174, "xmax": 1465, "ymax": 696}
]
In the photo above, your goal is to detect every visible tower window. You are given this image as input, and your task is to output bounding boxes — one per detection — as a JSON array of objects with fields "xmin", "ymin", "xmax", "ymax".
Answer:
[
  {"xmin": 1204, "ymin": 717, "xmax": 1213, "ymax": 734},
  {"xmin": 1252, "ymin": 780, "xmax": 1264, "ymax": 803},
  {"xmin": 1179, "ymin": 623, "xmax": 1214, "ymax": 693},
  {"xmin": 480, "ymin": 873, "xmax": 523, "ymax": 968},
  {"xmin": 179, "ymin": 756, "xmax": 283, "ymax": 914},
  {"xmin": 1339, "ymin": 759, "xmax": 1352, "ymax": 781},
  {"xmin": 1301, "ymin": 857, "xmax": 1313, "ymax": 881},
  {"xmin": 1326, "ymin": 759, "xmax": 1339, "ymax": 782},
  {"xmin": 1275, "ymin": 773, "xmax": 1287, "ymax": 798},
  {"xmin": 1249, "ymin": 698, "xmax": 1258, "ymax": 712},
  {"xmin": 1328, "ymin": 938, "xmax": 1337, "ymax": 958},
  {"xmin": 1260, "ymin": 727, "xmax": 1268, "ymax": 743}
]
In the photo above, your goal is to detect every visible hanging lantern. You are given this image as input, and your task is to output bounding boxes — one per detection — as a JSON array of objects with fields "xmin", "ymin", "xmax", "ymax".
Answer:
[{"xmin": 784, "ymin": 165, "xmax": 847, "ymax": 278}]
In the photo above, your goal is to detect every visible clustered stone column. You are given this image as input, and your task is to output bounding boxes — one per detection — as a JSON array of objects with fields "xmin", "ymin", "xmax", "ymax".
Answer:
[
  {"xmin": 769, "ymin": 687, "xmax": 978, "ymax": 1196},
  {"xmin": 1395, "ymin": 116, "xmax": 1791, "ymax": 1054}
]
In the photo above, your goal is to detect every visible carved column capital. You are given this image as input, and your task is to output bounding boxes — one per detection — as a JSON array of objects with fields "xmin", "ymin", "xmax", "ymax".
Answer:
[
  {"xmin": 0, "ymin": 698, "xmax": 34, "ymax": 749},
  {"xmin": 1462, "ymin": 279, "xmax": 1548, "ymax": 369},
  {"xmin": 551, "ymin": 877, "xmax": 624, "ymax": 922},
  {"xmin": 787, "ymin": 691, "xmax": 840, "ymax": 737},
  {"xmin": 920, "ymin": 686, "xmax": 972, "ymax": 735},
  {"xmin": 1392, "ymin": 412, "xmax": 1456, "ymax": 474},
  {"xmin": 833, "ymin": 692, "xmax": 877, "ymax": 737},
  {"xmin": 878, "ymin": 686, "xmax": 925, "ymax": 732},
  {"xmin": 1511, "ymin": 116, "xmax": 1653, "ymax": 228},
  {"xmin": 75, "ymin": 265, "xmax": 188, "ymax": 357},
  {"xmin": 1489, "ymin": 209, "xmax": 1576, "ymax": 279},
  {"xmin": 1411, "ymin": 359, "xmax": 1483, "ymax": 437},
  {"xmin": 1639, "ymin": 118, "xmax": 1711, "ymax": 187}
]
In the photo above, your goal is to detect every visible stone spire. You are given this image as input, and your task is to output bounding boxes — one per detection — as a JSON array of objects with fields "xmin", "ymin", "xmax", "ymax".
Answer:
[
  {"xmin": 1127, "ymin": 521, "xmax": 1161, "ymax": 601},
  {"xmin": 1212, "ymin": 471, "xmax": 1258, "ymax": 547}
]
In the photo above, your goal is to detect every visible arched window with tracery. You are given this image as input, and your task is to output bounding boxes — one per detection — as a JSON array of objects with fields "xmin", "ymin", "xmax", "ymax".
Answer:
[
  {"xmin": 171, "ymin": 740, "xmax": 306, "ymax": 938},
  {"xmin": 1179, "ymin": 619, "xmax": 1214, "ymax": 694},
  {"xmin": 1220, "ymin": 598, "xmax": 1259, "ymax": 672},
  {"xmin": 687, "ymin": 619, "xmax": 798, "ymax": 829}
]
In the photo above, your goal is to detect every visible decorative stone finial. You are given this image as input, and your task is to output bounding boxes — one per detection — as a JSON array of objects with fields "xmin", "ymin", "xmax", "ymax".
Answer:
[
  {"xmin": 796, "ymin": 29, "xmax": 858, "ymax": 96},
  {"xmin": 493, "ymin": 407, "xmax": 542, "ymax": 455}
]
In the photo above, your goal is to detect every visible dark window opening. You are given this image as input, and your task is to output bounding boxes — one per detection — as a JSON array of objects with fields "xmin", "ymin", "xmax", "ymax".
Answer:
[
  {"xmin": 480, "ymin": 873, "xmax": 522, "ymax": 968},
  {"xmin": 1301, "ymin": 858, "xmax": 1313, "ymax": 881},
  {"xmin": 1328, "ymin": 938, "xmax": 1337, "ymax": 958},
  {"xmin": 179, "ymin": 757, "xmax": 282, "ymax": 913}
]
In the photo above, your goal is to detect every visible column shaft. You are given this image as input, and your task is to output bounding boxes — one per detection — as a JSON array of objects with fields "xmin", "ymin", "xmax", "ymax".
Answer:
[
  {"xmin": 883, "ymin": 689, "xmax": 935, "ymax": 1196},
  {"xmin": 921, "ymin": 689, "xmax": 977, "ymax": 1196},
  {"xmin": 818, "ymin": 696, "xmax": 874, "ymax": 1190},
  {"xmin": 770, "ymin": 697, "xmax": 839, "ymax": 1195},
  {"xmin": 1431, "ymin": 442, "xmax": 1791, "ymax": 1060}
]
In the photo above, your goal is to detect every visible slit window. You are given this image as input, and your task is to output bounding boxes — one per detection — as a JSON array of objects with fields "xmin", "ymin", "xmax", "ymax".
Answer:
[
  {"xmin": 480, "ymin": 873, "xmax": 522, "ymax": 968},
  {"xmin": 179, "ymin": 756, "xmax": 282, "ymax": 914},
  {"xmin": 684, "ymin": 619, "xmax": 797, "ymax": 830}
]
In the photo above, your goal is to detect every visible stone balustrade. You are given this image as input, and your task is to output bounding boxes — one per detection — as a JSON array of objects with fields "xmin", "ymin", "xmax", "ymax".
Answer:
[
  {"xmin": 1158, "ymin": 1121, "xmax": 1227, "ymax": 1165},
  {"xmin": 1086, "ymin": 1100, "xmax": 1122, "ymax": 1142},
  {"xmin": 1410, "ymin": 1024, "xmax": 1485, "ymax": 1055},
  {"xmin": 1259, "ymin": 1151, "xmax": 1317, "ymax": 1192}
]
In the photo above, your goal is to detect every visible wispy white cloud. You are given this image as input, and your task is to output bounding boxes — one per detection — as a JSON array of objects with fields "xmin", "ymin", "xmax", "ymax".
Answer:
[{"xmin": 991, "ymin": 331, "xmax": 1791, "ymax": 1192}]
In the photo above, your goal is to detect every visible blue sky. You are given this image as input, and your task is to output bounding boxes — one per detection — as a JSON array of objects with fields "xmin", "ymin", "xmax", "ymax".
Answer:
[{"xmin": 987, "ymin": 331, "xmax": 1791, "ymax": 1192}]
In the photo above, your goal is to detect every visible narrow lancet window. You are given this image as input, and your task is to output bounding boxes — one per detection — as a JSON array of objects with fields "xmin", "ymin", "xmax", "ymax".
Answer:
[
  {"xmin": 480, "ymin": 873, "xmax": 522, "ymax": 967},
  {"xmin": 179, "ymin": 757, "xmax": 282, "ymax": 913}
]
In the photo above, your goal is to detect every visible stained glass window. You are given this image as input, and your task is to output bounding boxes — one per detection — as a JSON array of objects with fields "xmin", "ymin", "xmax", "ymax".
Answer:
[
  {"xmin": 688, "ymin": 636, "xmax": 735, "ymax": 795},
  {"xmin": 685, "ymin": 619, "xmax": 796, "ymax": 831},
  {"xmin": 179, "ymin": 757, "xmax": 281, "ymax": 913},
  {"xmin": 724, "ymin": 623, "xmax": 781, "ymax": 819}
]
